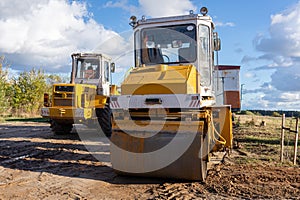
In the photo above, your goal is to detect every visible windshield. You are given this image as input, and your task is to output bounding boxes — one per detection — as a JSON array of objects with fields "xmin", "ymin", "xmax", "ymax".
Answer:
[
  {"xmin": 139, "ymin": 24, "xmax": 196, "ymax": 65},
  {"xmin": 75, "ymin": 59, "xmax": 100, "ymax": 79}
]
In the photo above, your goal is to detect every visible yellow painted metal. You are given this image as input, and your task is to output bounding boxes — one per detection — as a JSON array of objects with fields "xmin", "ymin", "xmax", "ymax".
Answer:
[
  {"xmin": 93, "ymin": 95, "xmax": 107, "ymax": 108},
  {"xmin": 110, "ymin": 84, "xmax": 119, "ymax": 95},
  {"xmin": 121, "ymin": 64, "xmax": 197, "ymax": 95},
  {"xmin": 47, "ymin": 107, "xmax": 93, "ymax": 120},
  {"xmin": 212, "ymin": 106, "xmax": 233, "ymax": 150},
  {"xmin": 47, "ymin": 83, "xmax": 107, "ymax": 120},
  {"xmin": 111, "ymin": 130, "xmax": 206, "ymax": 181},
  {"xmin": 111, "ymin": 107, "xmax": 232, "ymax": 180},
  {"xmin": 113, "ymin": 119, "xmax": 204, "ymax": 134}
]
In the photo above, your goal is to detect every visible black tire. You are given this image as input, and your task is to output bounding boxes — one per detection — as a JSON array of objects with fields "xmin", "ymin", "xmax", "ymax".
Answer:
[
  {"xmin": 96, "ymin": 105, "xmax": 112, "ymax": 138},
  {"xmin": 50, "ymin": 120, "xmax": 73, "ymax": 135}
]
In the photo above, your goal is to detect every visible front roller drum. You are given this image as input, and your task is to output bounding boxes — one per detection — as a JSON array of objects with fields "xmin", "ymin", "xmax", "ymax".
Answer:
[{"xmin": 110, "ymin": 130, "xmax": 209, "ymax": 181}]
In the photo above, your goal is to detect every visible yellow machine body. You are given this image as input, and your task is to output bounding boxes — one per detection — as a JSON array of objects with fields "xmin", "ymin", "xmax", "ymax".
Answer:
[
  {"xmin": 43, "ymin": 83, "xmax": 107, "ymax": 122},
  {"xmin": 121, "ymin": 64, "xmax": 197, "ymax": 95},
  {"xmin": 110, "ymin": 8, "xmax": 234, "ymax": 181},
  {"xmin": 41, "ymin": 53, "xmax": 116, "ymax": 135}
]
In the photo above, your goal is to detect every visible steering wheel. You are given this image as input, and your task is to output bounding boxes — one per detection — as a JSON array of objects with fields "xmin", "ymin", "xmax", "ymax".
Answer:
[{"xmin": 162, "ymin": 54, "xmax": 170, "ymax": 62}]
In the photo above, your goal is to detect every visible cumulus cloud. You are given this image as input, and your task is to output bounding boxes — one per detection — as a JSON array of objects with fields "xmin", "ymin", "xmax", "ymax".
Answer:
[
  {"xmin": 243, "ymin": 81, "xmax": 300, "ymax": 110},
  {"xmin": 270, "ymin": 66, "xmax": 300, "ymax": 91},
  {"xmin": 0, "ymin": 0, "xmax": 119, "ymax": 72},
  {"xmin": 214, "ymin": 22, "xmax": 235, "ymax": 27},
  {"xmin": 0, "ymin": 0, "xmax": 201, "ymax": 73},
  {"xmin": 245, "ymin": 1, "xmax": 300, "ymax": 110},
  {"xmin": 104, "ymin": 0, "xmax": 139, "ymax": 15},
  {"xmin": 95, "ymin": 30, "xmax": 134, "ymax": 72},
  {"xmin": 105, "ymin": 0, "xmax": 196, "ymax": 18},
  {"xmin": 138, "ymin": 0, "xmax": 196, "ymax": 17},
  {"xmin": 254, "ymin": 1, "xmax": 300, "ymax": 62}
]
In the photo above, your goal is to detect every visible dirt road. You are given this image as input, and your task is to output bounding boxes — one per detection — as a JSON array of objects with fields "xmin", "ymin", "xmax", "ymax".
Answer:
[{"xmin": 0, "ymin": 121, "xmax": 299, "ymax": 199}]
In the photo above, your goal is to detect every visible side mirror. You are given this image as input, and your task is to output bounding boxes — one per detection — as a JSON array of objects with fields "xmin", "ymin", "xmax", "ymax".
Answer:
[
  {"xmin": 214, "ymin": 38, "xmax": 221, "ymax": 51},
  {"xmin": 110, "ymin": 63, "xmax": 116, "ymax": 73},
  {"xmin": 213, "ymin": 32, "xmax": 221, "ymax": 51}
]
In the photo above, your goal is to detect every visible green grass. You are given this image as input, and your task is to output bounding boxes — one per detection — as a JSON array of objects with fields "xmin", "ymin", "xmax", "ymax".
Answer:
[
  {"xmin": 239, "ymin": 135, "xmax": 280, "ymax": 145},
  {"xmin": 1, "ymin": 117, "xmax": 49, "ymax": 123},
  {"xmin": 234, "ymin": 114, "xmax": 299, "ymax": 166}
]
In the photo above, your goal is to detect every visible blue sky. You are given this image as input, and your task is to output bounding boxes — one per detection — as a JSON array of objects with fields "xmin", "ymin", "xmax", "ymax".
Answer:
[{"xmin": 0, "ymin": 0, "xmax": 300, "ymax": 110}]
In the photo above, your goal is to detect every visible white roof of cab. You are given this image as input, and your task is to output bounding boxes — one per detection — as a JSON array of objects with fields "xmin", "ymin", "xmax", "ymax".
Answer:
[{"xmin": 135, "ymin": 14, "xmax": 212, "ymax": 27}]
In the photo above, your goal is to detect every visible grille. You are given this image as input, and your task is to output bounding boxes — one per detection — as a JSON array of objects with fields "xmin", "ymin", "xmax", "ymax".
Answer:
[
  {"xmin": 53, "ymin": 99, "xmax": 73, "ymax": 106},
  {"xmin": 55, "ymin": 86, "xmax": 74, "ymax": 92}
]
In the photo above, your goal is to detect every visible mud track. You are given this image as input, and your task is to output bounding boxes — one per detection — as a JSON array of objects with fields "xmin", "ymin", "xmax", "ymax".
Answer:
[{"xmin": 0, "ymin": 122, "xmax": 299, "ymax": 199}]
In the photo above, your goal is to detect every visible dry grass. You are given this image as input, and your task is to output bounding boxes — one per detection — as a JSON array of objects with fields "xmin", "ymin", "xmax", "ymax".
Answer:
[{"xmin": 233, "ymin": 114, "xmax": 299, "ymax": 166}]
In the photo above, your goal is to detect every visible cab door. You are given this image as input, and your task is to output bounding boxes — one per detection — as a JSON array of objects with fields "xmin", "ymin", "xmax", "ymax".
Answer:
[{"xmin": 99, "ymin": 59, "xmax": 111, "ymax": 96}]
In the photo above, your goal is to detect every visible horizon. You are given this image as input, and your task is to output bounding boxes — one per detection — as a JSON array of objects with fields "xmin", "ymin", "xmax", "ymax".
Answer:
[{"xmin": 0, "ymin": 0, "xmax": 299, "ymax": 111}]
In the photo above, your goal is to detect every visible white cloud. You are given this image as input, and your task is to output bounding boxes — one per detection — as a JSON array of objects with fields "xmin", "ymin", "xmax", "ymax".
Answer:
[
  {"xmin": 244, "ymin": 72, "xmax": 255, "ymax": 78},
  {"xmin": 241, "ymin": 55, "xmax": 257, "ymax": 64},
  {"xmin": 262, "ymin": 90, "xmax": 300, "ymax": 110},
  {"xmin": 0, "ymin": 0, "xmax": 119, "ymax": 72},
  {"xmin": 94, "ymin": 30, "xmax": 134, "ymax": 71},
  {"xmin": 270, "ymin": 66, "xmax": 300, "ymax": 92},
  {"xmin": 105, "ymin": 0, "xmax": 196, "ymax": 18},
  {"xmin": 243, "ymin": 88, "xmax": 300, "ymax": 110},
  {"xmin": 214, "ymin": 22, "xmax": 235, "ymax": 27},
  {"xmin": 0, "ymin": 0, "xmax": 48, "ymax": 19},
  {"xmin": 279, "ymin": 92, "xmax": 300, "ymax": 102},
  {"xmin": 244, "ymin": 1, "xmax": 300, "ymax": 110},
  {"xmin": 104, "ymin": 0, "xmax": 139, "ymax": 14},
  {"xmin": 255, "ymin": 1, "xmax": 300, "ymax": 58},
  {"xmin": 138, "ymin": 0, "xmax": 196, "ymax": 17}
]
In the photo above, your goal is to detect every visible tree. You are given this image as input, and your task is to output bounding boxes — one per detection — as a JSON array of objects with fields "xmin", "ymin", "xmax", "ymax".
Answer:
[
  {"xmin": 45, "ymin": 74, "xmax": 63, "ymax": 94},
  {"xmin": 0, "ymin": 56, "xmax": 12, "ymax": 116},
  {"xmin": 11, "ymin": 69, "xmax": 47, "ymax": 115},
  {"xmin": 0, "ymin": 56, "xmax": 67, "ymax": 117}
]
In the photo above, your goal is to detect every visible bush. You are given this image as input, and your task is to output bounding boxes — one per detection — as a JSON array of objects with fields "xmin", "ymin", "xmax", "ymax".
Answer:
[
  {"xmin": 240, "ymin": 110, "xmax": 255, "ymax": 115},
  {"xmin": 245, "ymin": 117, "xmax": 255, "ymax": 126},
  {"xmin": 11, "ymin": 69, "xmax": 47, "ymax": 116},
  {"xmin": 0, "ymin": 56, "xmax": 12, "ymax": 116},
  {"xmin": 0, "ymin": 55, "xmax": 65, "ymax": 117},
  {"xmin": 272, "ymin": 112, "xmax": 281, "ymax": 117}
]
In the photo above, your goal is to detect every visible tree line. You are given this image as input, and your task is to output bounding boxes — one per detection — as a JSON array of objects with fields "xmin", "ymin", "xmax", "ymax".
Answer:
[
  {"xmin": 245, "ymin": 110, "xmax": 300, "ymax": 118},
  {"xmin": 0, "ymin": 56, "xmax": 63, "ymax": 117},
  {"xmin": 1, "ymin": 56, "xmax": 299, "ymax": 118}
]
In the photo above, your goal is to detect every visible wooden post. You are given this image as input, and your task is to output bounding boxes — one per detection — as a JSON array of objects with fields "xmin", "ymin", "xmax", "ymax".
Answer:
[
  {"xmin": 293, "ymin": 118, "xmax": 299, "ymax": 165},
  {"xmin": 280, "ymin": 114, "xmax": 285, "ymax": 162}
]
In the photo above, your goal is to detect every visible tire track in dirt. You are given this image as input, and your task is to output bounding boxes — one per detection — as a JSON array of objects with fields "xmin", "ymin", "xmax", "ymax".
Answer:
[{"xmin": 0, "ymin": 121, "xmax": 299, "ymax": 199}]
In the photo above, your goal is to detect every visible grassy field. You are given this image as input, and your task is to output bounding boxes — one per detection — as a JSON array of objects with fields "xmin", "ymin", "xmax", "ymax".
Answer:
[
  {"xmin": 0, "ymin": 112, "xmax": 298, "ymax": 199},
  {"xmin": 233, "ymin": 113, "xmax": 299, "ymax": 166}
]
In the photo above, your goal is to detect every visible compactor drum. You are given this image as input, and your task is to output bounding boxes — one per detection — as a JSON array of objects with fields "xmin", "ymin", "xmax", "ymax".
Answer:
[{"xmin": 110, "ymin": 8, "xmax": 233, "ymax": 181}]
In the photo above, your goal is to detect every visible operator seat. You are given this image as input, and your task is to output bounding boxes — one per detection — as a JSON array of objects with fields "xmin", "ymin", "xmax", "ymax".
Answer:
[
  {"xmin": 148, "ymin": 48, "xmax": 164, "ymax": 64},
  {"xmin": 179, "ymin": 47, "xmax": 196, "ymax": 63}
]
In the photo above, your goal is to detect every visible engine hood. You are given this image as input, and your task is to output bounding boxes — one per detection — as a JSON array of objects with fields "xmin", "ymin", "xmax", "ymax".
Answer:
[{"xmin": 121, "ymin": 64, "xmax": 198, "ymax": 95}]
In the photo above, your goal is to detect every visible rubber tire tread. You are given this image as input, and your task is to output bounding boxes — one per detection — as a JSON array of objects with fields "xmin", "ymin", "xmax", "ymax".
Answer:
[
  {"xmin": 50, "ymin": 120, "xmax": 73, "ymax": 135},
  {"xmin": 96, "ymin": 105, "xmax": 112, "ymax": 137}
]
